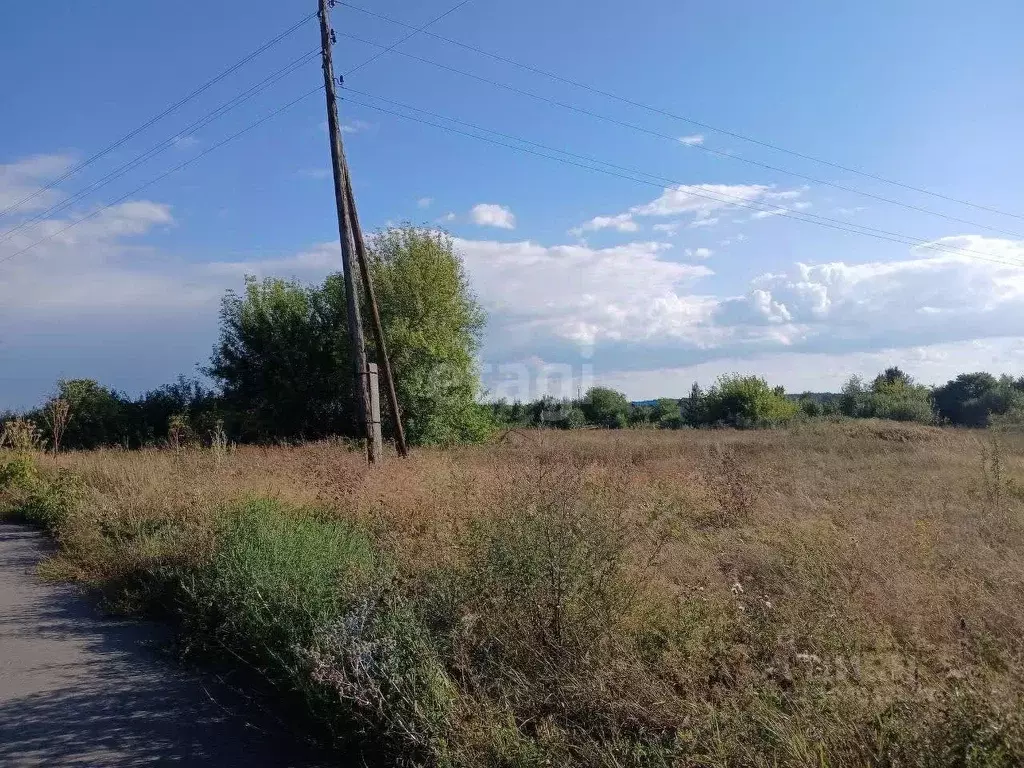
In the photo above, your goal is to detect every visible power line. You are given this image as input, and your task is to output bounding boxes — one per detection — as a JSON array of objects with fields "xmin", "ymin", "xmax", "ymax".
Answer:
[
  {"xmin": 342, "ymin": 0, "xmax": 476, "ymax": 77},
  {"xmin": 337, "ymin": 1, "xmax": 1024, "ymax": 224},
  {"xmin": 0, "ymin": 10, "xmax": 319, "ymax": 220},
  {"xmin": 338, "ymin": 89, "xmax": 1024, "ymax": 269},
  {"xmin": 0, "ymin": 86, "xmax": 324, "ymax": 268},
  {"xmin": 336, "ymin": 30, "xmax": 1024, "ymax": 240},
  {"xmin": 0, "ymin": 49, "xmax": 321, "ymax": 247}
]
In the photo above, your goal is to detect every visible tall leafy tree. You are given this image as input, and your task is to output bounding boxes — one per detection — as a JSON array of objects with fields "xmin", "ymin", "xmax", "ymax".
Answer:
[
  {"xmin": 933, "ymin": 372, "xmax": 1024, "ymax": 427},
  {"xmin": 209, "ymin": 227, "xmax": 491, "ymax": 445},
  {"xmin": 369, "ymin": 227, "xmax": 491, "ymax": 445},
  {"xmin": 209, "ymin": 275, "xmax": 354, "ymax": 441}
]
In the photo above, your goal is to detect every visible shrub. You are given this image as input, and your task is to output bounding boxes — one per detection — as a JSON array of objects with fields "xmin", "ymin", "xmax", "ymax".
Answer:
[
  {"xmin": 178, "ymin": 501, "xmax": 456, "ymax": 760},
  {"xmin": 563, "ymin": 406, "xmax": 586, "ymax": 429},
  {"xmin": 653, "ymin": 398, "xmax": 683, "ymax": 428},
  {"xmin": 698, "ymin": 375, "xmax": 798, "ymax": 427},
  {"xmin": 0, "ymin": 453, "xmax": 84, "ymax": 533},
  {"xmin": 181, "ymin": 501, "xmax": 375, "ymax": 674},
  {"xmin": 581, "ymin": 387, "xmax": 631, "ymax": 428}
]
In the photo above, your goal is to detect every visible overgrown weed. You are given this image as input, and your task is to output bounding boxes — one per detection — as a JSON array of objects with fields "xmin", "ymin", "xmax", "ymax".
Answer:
[{"xmin": 4, "ymin": 424, "xmax": 1024, "ymax": 765}]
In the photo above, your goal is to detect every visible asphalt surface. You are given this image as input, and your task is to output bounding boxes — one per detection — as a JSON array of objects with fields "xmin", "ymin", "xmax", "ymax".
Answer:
[{"xmin": 0, "ymin": 523, "xmax": 331, "ymax": 767}]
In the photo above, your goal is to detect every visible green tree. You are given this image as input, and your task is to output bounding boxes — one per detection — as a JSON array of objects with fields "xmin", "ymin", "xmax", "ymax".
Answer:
[
  {"xmin": 629, "ymin": 403, "xmax": 655, "ymax": 426},
  {"xmin": 683, "ymin": 382, "xmax": 706, "ymax": 426},
  {"xmin": 872, "ymin": 366, "xmax": 912, "ymax": 390},
  {"xmin": 369, "ymin": 227, "xmax": 491, "ymax": 445},
  {"xmin": 563, "ymin": 406, "xmax": 586, "ymax": 429},
  {"xmin": 840, "ymin": 375, "xmax": 869, "ymax": 417},
  {"xmin": 209, "ymin": 275, "xmax": 354, "ymax": 441},
  {"xmin": 698, "ymin": 375, "xmax": 798, "ymax": 428},
  {"xmin": 210, "ymin": 226, "xmax": 491, "ymax": 446},
  {"xmin": 797, "ymin": 394, "xmax": 824, "ymax": 418},
  {"xmin": 41, "ymin": 379, "xmax": 128, "ymax": 449},
  {"xmin": 933, "ymin": 372, "xmax": 1024, "ymax": 427},
  {"xmin": 581, "ymin": 387, "xmax": 631, "ymax": 428},
  {"xmin": 652, "ymin": 398, "xmax": 683, "ymax": 428},
  {"xmin": 867, "ymin": 368, "xmax": 934, "ymax": 423}
]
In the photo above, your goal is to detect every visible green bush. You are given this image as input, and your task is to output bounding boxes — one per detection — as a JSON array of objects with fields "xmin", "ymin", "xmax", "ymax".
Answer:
[
  {"xmin": 0, "ymin": 454, "xmax": 83, "ymax": 532},
  {"xmin": 0, "ymin": 453, "xmax": 38, "ymax": 493},
  {"xmin": 581, "ymin": 387, "xmax": 631, "ymax": 428},
  {"xmin": 178, "ymin": 501, "xmax": 456, "ymax": 760},
  {"xmin": 182, "ymin": 501, "xmax": 374, "ymax": 671},
  {"xmin": 698, "ymin": 375, "xmax": 798, "ymax": 428}
]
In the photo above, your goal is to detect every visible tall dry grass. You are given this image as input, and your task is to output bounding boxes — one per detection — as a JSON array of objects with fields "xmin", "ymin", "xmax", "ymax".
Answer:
[{"xmin": 3, "ymin": 420, "xmax": 1024, "ymax": 765}]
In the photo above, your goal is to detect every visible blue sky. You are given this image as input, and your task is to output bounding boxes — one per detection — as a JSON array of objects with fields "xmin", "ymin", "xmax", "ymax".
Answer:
[{"xmin": 2, "ymin": 0, "xmax": 1024, "ymax": 408}]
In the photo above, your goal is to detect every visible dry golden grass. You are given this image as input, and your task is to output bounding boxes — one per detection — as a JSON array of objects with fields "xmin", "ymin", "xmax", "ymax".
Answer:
[{"xmin": 6, "ymin": 420, "xmax": 1024, "ymax": 765}]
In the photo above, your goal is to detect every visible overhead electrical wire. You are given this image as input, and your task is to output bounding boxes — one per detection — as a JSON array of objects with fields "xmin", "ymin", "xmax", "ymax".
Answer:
[
  {"xmin": 0, "ymin": 9, "xmax": 319, "ymax": 220},
  {"xmin": 337, "ymin": 88, "xmax": 1024, "ymax": 269},
  {"xmin": 342, "ymin": 0, "xmax": 476, "ymax": 76},
  {"xmin": 336, "ymin": 30, "xmax": 1024, "ymax": 240},
  {"xmin": 0, "ymin": 86, "xmax": 325, "ymax": 267},
  {"xmin": 337, "ymin": 0, "xmax": 1023, "ymax": 223},
  {"xmin": 0, "ymin": 0, "xmax": 479, "ymax": 266},
  {"xmin": 0, "ymin": 49, "xmax": 321, "ymax": 246}
]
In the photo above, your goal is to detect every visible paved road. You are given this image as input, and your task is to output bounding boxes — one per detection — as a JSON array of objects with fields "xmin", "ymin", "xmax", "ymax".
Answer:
[{"xmin": 0, "ymin": 523, "xmax": 330, "ymax": 767}]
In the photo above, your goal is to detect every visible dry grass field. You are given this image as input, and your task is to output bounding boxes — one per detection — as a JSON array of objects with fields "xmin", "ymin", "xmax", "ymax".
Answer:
[{"xmin": 3, "ymin": 420, "xmax": 1024, "ymax": 766}]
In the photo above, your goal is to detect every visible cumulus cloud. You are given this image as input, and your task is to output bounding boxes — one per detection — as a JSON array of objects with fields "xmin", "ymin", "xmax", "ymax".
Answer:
[
  {"xmin": 4, "ymin": 154, "xmax": 1024, "ymax": 406},
  {"xmin": 471, "ymin": 203, "xmax": 516, "ymax": 229},
  {"xmin": 456, "ymin": 238, "xmax": 713, "ymax": 348},
  {"xmin": 713, "ymin": 236, "xmax": 1024, "ymax": 353},
  {"xmin": 569, "ymin": 213, "xmax": 638, "ymax": 237}
]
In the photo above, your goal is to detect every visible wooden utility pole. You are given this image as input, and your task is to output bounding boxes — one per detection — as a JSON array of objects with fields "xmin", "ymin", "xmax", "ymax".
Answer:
[
  {"xmin": 318, "ymin": 0, "xmax": 375, "ymax": 463},
  {"xmin": 345, "ymin": 181, "xmax": 409, "ymax": 457}
]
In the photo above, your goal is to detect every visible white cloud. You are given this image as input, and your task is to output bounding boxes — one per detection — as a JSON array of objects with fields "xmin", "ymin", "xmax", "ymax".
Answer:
[
  {"xmin": 5, "ymin": 154, "xmax": 1024, "ymax": 408},
  {"xmin": 631, "ymin": 184, "xmax": 771, "ymax": 217},
  {"xmin": 713, "ymin": 236, "xmax": 1024, "ymax": 352},
  {"xmin": 417, "ymin": 197, "xmax": 433, "ymax": 209},
  {"xmin": 172, "ymin": 135, "xmax": 200, "ymax": 150},
  {"xmin": 835, "ymin": 206, "xmax": 866, "ymax": 217},
  {"xmin": 0, "ymin": 154, "xmax": 75, "ymax": 214},
  {"xmin": 750, "ymin": 207, "xmax": 788, "ymax": 220},
  {"xmin": 625, "ymin": 183, "xmax": 806, "ymax": 229},
  {"xmin": 569, "ymin": 213, "xmax": 638, "ymax": 237},
  {"xmin": 436, "ymin": 212, "xmax": 457, "ymax": 224},
  {"xmin": 678, "ymin": 134, "xmax": 705, "ymax": 146},
  {"xmin": 341, "ymin": 119, "xmax": 373, "ymax": 135},
  {"xmin": 471, "ymin": 203, "xmax": 516, "ymax": 229},
  {"xmin": 457, "ymin": 238, "xmax": 713, "ymax": 347}
]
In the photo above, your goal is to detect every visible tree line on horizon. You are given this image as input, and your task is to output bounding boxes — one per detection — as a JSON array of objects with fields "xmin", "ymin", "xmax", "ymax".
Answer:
[
  {"xmin": 2, "ymin": 224, "xmax": 1023, "ymax": 451},
  {"xmin": 488, "ymin": 367, "xmax": 1024, "ymax": 433},
  {"xmin": 6, "ymin": 364, "xmax": 1023, "ymax": 454}
]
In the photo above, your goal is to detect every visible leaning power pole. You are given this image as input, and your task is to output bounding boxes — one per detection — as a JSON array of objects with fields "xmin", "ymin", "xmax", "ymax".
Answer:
[
  {"xmin": 318, "ymin": 0, "xmax": 375, "ymax": 462},
  {"xmin": 345, "ymin": 181, "xmax": 409, "ymax": 457}
]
